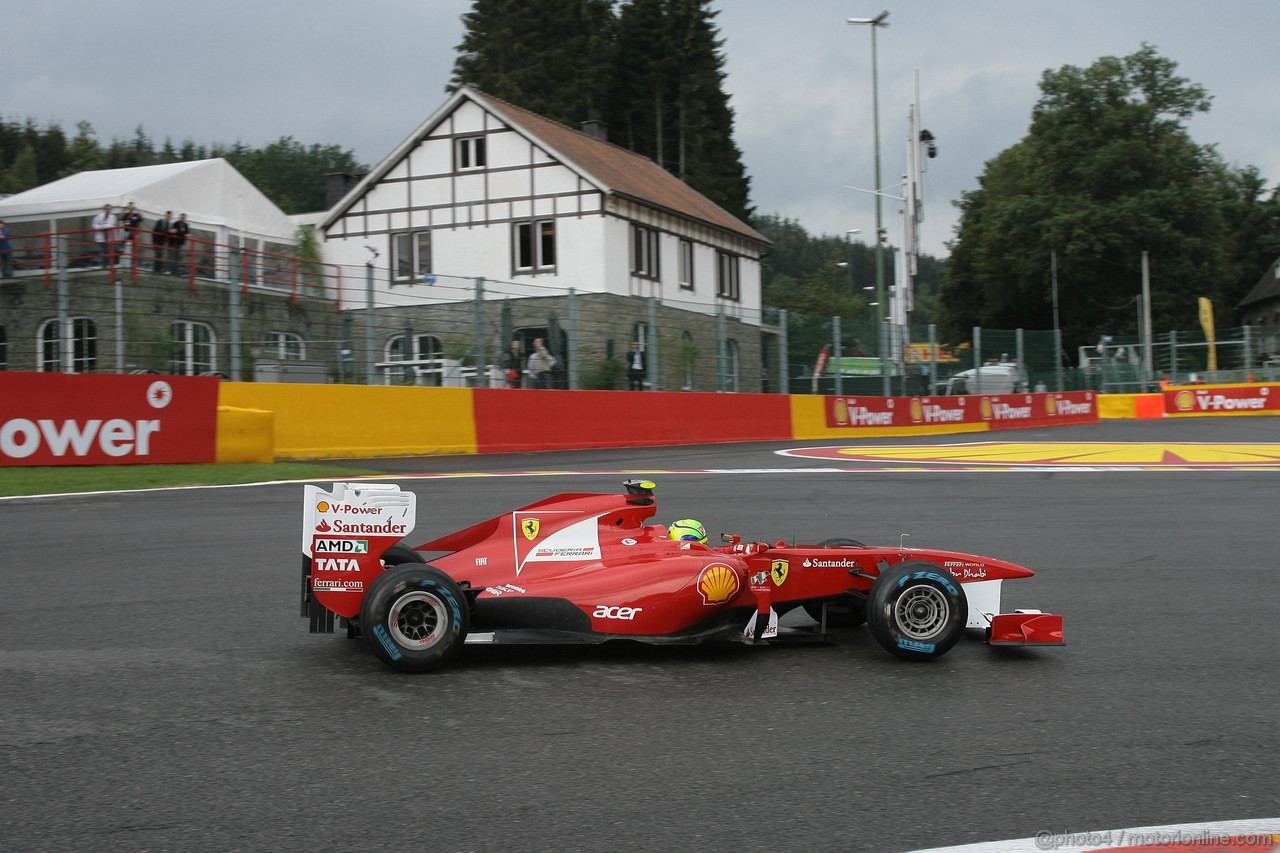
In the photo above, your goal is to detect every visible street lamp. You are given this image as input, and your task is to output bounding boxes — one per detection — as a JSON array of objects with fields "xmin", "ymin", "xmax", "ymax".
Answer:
[
  {"xmin": 835, "ymin": 228, "xmax": 861, "ymax": 296},
  {"xmin": 847, "ymin": 10, "xmax": 889, "ymax": 395}
]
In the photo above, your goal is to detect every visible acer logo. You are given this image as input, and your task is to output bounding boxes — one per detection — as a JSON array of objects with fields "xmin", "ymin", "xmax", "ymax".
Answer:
[
  {"xmin": 593, "ymin": 605, "xmax": 642, "ymax": 620},
  {"xmin": 314, "ymin": 558, "xmax": 361, "ymax": 572},
  {"xmin": 1, "ymin": 418, "xmax": 161, "ymax": 459}
]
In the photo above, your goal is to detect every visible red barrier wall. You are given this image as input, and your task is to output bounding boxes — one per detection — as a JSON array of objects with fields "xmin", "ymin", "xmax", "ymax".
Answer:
[
  {"xmin": 1165, "ymin": 384, "xmax": 1280, "ymax": 415},
  {"xmin": 473, "ymin": 389, "xmax": 793, "ymax": 453},
  {"xmin": 822, "ymin": 391, "xmax": 1098, "ymax": 430},
  {"xmin": 0, "ymin": 373, "xmax": 219, "ymax": 466}
]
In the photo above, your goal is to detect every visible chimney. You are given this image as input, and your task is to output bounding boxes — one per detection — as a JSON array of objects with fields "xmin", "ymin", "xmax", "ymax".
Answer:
[
  {"xmin": 325, "ymin": 172, "xmax": 367, "ymax": 209},
  {"xmin": 580, "ymin": 120, "xmax": 608, "ymax": 141}
]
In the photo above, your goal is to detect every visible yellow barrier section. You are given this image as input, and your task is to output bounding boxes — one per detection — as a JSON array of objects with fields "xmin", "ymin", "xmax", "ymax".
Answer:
[
  {"xmin": 219, "ymin": 383, "xmax": 478, "ymax": 460},
  {"xmin": 787, "ymin": 395, "xmax": 988, "ymax": 440},
  {"xmin": 1098, "ymin": 394, "xmax": 1138, "ymax": 419},
  {"xmin": 215, "ymin": 406, "xmax": 276, "ymax": 464}
]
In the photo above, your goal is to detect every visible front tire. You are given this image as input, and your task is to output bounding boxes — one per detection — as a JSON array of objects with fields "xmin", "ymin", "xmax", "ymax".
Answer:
[
  {"xmin": 360, "ymin": 565, "xmax": 468, "ymax": 672},
  {"xmin": 866, "ymin": 561, "xmax": 967, "ymax": 661}
]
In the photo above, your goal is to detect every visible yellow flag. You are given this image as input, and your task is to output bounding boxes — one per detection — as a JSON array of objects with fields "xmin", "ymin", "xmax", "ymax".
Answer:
[{"xmin": 1198, "ymin": 297, "xmax": 1217, "ymax": 372}]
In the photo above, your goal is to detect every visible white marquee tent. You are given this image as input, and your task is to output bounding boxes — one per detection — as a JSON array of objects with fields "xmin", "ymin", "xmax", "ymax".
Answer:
[{"xmin": 0, "ymin": 158, "xmax": 298, "ymax": 247}]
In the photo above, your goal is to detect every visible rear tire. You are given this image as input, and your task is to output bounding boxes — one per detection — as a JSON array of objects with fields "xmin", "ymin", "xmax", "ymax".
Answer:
[
  {"xmin": 866, "ymin": 561, "xmax": 967, "ymax": 661},
  {"xmin": 381, "ymin": 545, "xmax": 425, "ymax": 566},
  {"xmin": 360, "ymin": 565, "xmax": 469, "ymax": 672}
]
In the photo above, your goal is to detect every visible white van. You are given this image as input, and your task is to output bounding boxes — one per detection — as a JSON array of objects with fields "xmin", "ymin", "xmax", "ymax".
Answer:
[{"xmin": 939, "ymin": 363, "xmax": 1028, "ymax": 395}]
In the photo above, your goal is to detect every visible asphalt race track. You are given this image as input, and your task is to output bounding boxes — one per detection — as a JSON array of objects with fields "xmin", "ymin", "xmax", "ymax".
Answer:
[{"xmin": 2, "ymin": 417, "xmax": 1278, "ymax": 852}]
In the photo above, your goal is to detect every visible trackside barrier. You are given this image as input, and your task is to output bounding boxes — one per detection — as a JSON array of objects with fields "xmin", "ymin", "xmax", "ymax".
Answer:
[
  {"xmin": 791, "ymin": 391, "xmax": 1097, "ymax": 440},
  {"xmin": 215, "ymin": 406, "xmax": 275, "ymax": 464},
  {"xmin": 217, "ymin": 382, "xmax": 477, "ymax": 460},
  {"xmin": 1164, "ymin": 382, "xmax": 1280, "ymax": 417},
  {"xmin": 0, "ymin": 372, "xmax": 218, "ymax": 466},
  {"xmin": 471, "ymin": 389, "xmax": 792, "ymax": 453}
]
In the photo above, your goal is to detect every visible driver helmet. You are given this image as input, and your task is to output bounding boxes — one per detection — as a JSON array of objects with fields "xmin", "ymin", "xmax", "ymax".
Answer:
[{"xmin": 668, "ymin": 518, "xmax": 707, "ymax": 544}]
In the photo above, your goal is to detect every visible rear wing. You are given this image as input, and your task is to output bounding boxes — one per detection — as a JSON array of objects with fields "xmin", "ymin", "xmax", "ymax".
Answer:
[{"xmin": 301, "ymin": 483, "xmax": 417, "ymax": 630}]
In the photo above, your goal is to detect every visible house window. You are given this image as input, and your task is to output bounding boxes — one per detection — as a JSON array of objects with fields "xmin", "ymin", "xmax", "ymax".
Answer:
[
  {"xmin": 632, "ymin": 225, "xmax": 660, "ymax": 279},
  {"xmin": 37, "ymin": 317, "xmax": 97, "ymax": 373},
  {"xmin": 678, "ymin": 239, "xmax": 694, "ymax": 290},
  {"xmin": 391, "ymin": 231, "xmax": 432, "ymax": 283},
  {"xmin": 171, "ymin": 320, "xmax": 216, "ymax": 375},
  {"xmin": 384, "ymin": 333, "xmax": 444, "ymax": 385},
  {"xmin": 264, "ymin": 332, "xmax": 305, "ymax": 360},
  {"xmin": 514, "ymin": 220, "xmax": 556, "ymax": 273},
  {"xmin": 716, "ymin": 251, "xmax": 740, "ymax": 301},
  {"xmin": 455, "ymin": 136, "xmax": 487, "ymax": 171}
]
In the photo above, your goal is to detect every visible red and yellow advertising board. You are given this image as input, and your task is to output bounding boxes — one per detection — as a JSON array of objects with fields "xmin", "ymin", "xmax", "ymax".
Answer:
[
  {"xmin": 823, "ymin": 391, "xmax": 1097, "ymax": 430},
  {"xmin": 0, "ymin": 372, "xmax": 219, "ymax": 466},
  {"xmin": 1164, "ymin": 384, "xmax": 1280, "ymax": 416}
]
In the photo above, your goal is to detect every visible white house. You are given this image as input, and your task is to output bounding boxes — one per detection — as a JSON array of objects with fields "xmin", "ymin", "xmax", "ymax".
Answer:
[{"xmin": 319, "ymin": 87, "xmax": 770, "ymax": 320}]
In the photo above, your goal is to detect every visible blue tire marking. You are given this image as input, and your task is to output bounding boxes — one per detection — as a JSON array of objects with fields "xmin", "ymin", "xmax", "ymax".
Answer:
[
  {"xmin": 897, "ymin": 569, "xmax": 958, "ymax": 595},
  {"xmin": 898, "ymin": 639, "xmax": 936, "ymax": 654},
  {"xmin": 372, "ymin": 623, "xmax": 403, "ymax": 661}
]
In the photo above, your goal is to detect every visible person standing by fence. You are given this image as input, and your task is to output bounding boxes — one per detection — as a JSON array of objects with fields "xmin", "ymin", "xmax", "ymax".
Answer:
[
  {"xmin": 527, "ymin": 337, "xmax": 556, "ymax": 389},
  {"xmin": 502, "ymin": 339, "xmax": 524, "ymax": 388},
  {"xmin": 168, "ymin": 213, "xmax": 189, "ymax": 275},
  {"xmin": 0, "ymin": 219, "xmax": 12, "ymax": 279},
  {"xmin": 91, "ymin": 204, "xmax": 117, "ymax": 269},
  {"xmin": 119, "ymin": 202, "xmax": 143, "ymax": 266},
  {"xmin": 151, "ymin": 211, "xmax": 172, "ymax": 272},
  {"xmin": 627, "ymin": 341, "xmax": 647, "ymax": 390}
]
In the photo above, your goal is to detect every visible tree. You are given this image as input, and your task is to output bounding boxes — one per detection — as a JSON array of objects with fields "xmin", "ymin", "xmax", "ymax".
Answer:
[
  {"xmin": 449, "ymin": 0, "xmax": 615, "ymax": 124},
  {"xmin": 941, "ymin": 45, "xmax": 1250, "ymax": 352}
]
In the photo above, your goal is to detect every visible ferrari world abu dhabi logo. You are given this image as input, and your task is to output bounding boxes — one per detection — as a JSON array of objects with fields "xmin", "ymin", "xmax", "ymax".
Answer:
[
  {"xmin": 1174, "ymin": 390, "xmax": 1196, "ymax": 412},
  {"xmin": 521, "ymin": 518, "xmax": 541, "ymax": 540},
  {"xmin": 698, "ymin": 563, "xmax": 740, "ymax": 605},
  {"xmin": 770, "ymin": 559, "xmax": 789, "ymax": 586}
]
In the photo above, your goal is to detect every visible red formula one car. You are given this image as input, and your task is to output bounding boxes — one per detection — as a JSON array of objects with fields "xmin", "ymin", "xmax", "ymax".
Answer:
[{"xmin": 300, "ymin": 480, "xmax": 1064, "ymax": 672}]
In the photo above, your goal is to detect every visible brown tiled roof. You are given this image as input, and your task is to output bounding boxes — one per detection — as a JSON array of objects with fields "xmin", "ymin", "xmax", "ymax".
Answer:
[
  {"xmin": 472, "ymin": 90, "xmax": 768, "ymax": 246},
  {"xmin": 1239, "ymin": 256, "xmax": 1280, "ymax": 308}
]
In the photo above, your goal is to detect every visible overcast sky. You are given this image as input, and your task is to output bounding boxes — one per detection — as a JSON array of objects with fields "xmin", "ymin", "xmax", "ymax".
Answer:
[{"xmin": 4, "ymin": 1, "xmax": 1278, "ymax": 257}]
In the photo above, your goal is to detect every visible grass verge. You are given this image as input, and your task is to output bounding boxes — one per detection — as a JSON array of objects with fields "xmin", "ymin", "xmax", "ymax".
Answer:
[{"xmin": 0, "ymin": 462, "xmax": 385, "ymax": 497}]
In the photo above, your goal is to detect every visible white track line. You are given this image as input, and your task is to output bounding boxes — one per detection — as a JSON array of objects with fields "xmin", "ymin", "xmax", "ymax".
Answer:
[{"xmin": 908, "ymin": 816, "xmax": 1280, "ymax": 852}]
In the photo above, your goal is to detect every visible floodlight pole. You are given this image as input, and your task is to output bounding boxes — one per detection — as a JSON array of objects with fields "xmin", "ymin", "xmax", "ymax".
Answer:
[{"xmin": 848, "ymin": 10, "xmax": 890, "ymax": 395}]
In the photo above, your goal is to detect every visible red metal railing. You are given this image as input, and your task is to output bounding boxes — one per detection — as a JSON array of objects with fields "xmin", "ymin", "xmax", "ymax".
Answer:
[{"xmin": 1, "ymin": 227, "xmax": 343, "ymax": 310}]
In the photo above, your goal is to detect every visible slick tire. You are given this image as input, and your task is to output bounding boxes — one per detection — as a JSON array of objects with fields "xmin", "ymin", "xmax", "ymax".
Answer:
[
  {"xmin": 803, "ymin": 538, "xmax": 868, "ymax": 627},
  {"xmin": 866, "ymin": 561, "xmax": 967, "ymax": 661},
  {"xmin": 360, "ymin": 565, "xmax": 469, "ymax": 673}
]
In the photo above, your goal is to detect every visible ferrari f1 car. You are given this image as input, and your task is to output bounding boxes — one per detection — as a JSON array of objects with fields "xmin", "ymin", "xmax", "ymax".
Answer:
[{"xmin": 300, "ymin": 480, "xmax": 1064, "ymax": 672}]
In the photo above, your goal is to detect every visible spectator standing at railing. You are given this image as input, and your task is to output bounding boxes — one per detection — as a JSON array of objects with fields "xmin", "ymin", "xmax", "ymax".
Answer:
[
  {"xmin": 151, "ymin": 211, "xmax": 172, "ymax": 272},
  {"xmin": 0, "ymin": 219, "xmax": 13, "ymax": 279},
  {"xmin": 501, "ymin": 339, "xmax": 524, "ymax": 388},
  {"xmin": 91, "ymin": 204, "xmax": 117, "ymax": 269},
  {"xmin": 627, "ymin": 341, "xmax": 647, "ymax": 390},
  {"xmin": 168, "ymin": 213, "xmax": 189, "ymax": 275},
  {"xmin": 119, "ymin": 202, "xmax": 142, "ymax": 265},
  {"xmin": 527, "ymin": 337, "xmax": 556, "ymax": 389}
]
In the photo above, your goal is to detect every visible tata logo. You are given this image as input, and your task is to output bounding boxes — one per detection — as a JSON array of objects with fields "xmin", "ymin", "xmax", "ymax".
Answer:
[
  {"xmin": 521, "ymin": 518, "xmax": 540, "ymax": 540},
  {"xmin": 314, "ymin": 558, "xmax": 360, "ymax": 572},
  {"xmin": 593, "ymin": 605, "xmax": 642, "ymax": 620},
  {"xmin": 770, "ymin": 559, "xmax": 789, "ymax": 586},
  {"xmin": 314, "ymin": 539, "xmax": 368, "ymax": 554}
]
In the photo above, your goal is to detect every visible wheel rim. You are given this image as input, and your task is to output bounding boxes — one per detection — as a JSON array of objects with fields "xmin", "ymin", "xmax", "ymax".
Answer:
[
  {"xmin": 894, "ymin": 584, "xmax": 949, "ymax": 640},
  {"xmin": 388, "ymin": 590, "xmax": 448, "ymax": 649}
]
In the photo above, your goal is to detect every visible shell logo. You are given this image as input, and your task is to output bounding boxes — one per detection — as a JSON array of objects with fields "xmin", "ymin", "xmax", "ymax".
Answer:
[
  {"xmin": 698, "ymin": 563, "xmax": 741, "ymax": 605},
  {"xmin": 1045, "ymin": 396, "xmax": 1057, "ymax": 416},
  {"xmin": 1174, "ymin": 390, "xmax": 1196, "ymax": 412},
  {"xmin": 980, "ymin": 398, "xmax": 993, "ymax": 420},
  {"xmin": 834, "ymin": 398, "xmax": 848, "ymax": 424},
  {"xmin": 316, "ymin": 501, "xmax": 330, "ymax": 513},
  {"xmin": 910, "ymin": 398, "xmax": 923, "ymax": 423}
]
